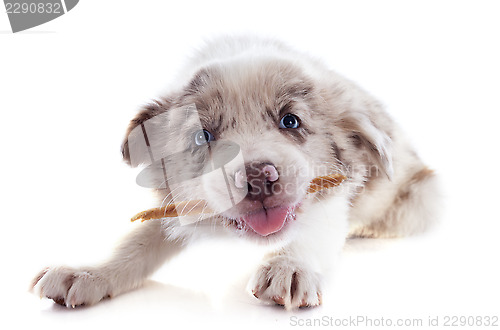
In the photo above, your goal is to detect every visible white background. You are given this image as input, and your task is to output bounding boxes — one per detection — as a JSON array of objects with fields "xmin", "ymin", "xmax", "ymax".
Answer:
[{"xmin": 1, "ymin": 1, "xmax": 499, "ymax": 329}]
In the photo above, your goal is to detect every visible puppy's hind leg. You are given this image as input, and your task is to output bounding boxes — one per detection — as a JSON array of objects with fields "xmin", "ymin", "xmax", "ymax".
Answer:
[
  {"xmin": 354, "ymin": 167, "xmax": 441, "ymax": 238},
  {"xmin": 32, "ymin": 219, "xmax": 188, "ymax": 307}
]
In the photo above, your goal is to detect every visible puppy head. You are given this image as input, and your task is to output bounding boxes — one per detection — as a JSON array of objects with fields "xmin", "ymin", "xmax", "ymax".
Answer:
[{"xmin": 122, "ymin": 57, "xmax": 392, "ymax": 244}]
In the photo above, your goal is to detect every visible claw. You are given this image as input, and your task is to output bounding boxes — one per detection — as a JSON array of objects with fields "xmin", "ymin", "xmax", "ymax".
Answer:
[
  {"xmin": 252, "ymin": 290, "xmax": 259, "ymax": 298},
  {"xmin": 272, "ymin": 296, "xmax": 285, "ymax": 305}
]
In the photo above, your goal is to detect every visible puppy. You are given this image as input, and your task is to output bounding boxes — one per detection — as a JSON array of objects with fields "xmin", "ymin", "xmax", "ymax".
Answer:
[{"xmin": 32, "ymin": 36, "xmax": 440, "ymax": 309}]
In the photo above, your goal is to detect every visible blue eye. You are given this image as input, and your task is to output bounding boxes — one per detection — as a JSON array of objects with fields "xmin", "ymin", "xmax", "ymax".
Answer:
[
  {"xmin": 279, "ymin": 114, "xmax": 300, "ymax": 129},
  {"xmin": 194, "ymin": 129, "xmax": 215, "ymax": 146}
]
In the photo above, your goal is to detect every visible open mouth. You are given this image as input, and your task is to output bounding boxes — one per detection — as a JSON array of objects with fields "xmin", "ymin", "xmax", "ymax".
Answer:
[{"xmin": 231, "ymin": 205, "xmax": 298, "ymax": 237}]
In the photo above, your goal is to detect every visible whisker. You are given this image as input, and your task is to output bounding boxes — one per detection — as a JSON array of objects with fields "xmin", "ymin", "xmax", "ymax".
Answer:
[
  {"xmin": 162, "ymin": 191, "xmax": 185, "ymax": 217},
  {"xmin": 182, "ymin": 199, "xmax": 205, "ymax": 217},
  {"xmin": 159, "ymin": 185, "xmax": 184, "ymax": 209}
]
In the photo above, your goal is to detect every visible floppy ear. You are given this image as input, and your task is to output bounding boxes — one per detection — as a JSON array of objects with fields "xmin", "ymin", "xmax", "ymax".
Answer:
[
  {"xmin": 340, "ymin": 110, "xmax": 394, "ymax": 180},
  {"xmin": 122, "ymin": 68, "xmax": 216, "ymax": 167},
  {"xmin": 121, "ymin": 99, "xmax": 171, "ymax": 167}
]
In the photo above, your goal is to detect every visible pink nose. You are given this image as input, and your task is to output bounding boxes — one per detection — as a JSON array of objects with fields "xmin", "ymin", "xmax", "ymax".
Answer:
[
  {"xmin": 234, "ymin": 163, "xmax": 280, "ymax": 202},
  {"xmin": 234, "ymin": 164, "xmax": 279, "ymax": 188}
]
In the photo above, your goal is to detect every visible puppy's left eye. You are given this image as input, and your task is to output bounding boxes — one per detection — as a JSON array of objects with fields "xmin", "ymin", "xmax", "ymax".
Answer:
[
  {"xmin": 279, "ymin": 114, "xmax": 300, "ymax": 129},
  {"xmin": 194, "ymin": 129, "xmax": 215, "ymax": 146}
]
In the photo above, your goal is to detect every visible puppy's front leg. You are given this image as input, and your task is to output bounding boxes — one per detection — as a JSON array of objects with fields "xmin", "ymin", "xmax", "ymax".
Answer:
[
  {"xmin": 249, "ymin": 198, "xmax": 348, "ymax": 309},
  {"xmin": 32, "ymin": 220, "xmax": 187, "ymax": 307}
]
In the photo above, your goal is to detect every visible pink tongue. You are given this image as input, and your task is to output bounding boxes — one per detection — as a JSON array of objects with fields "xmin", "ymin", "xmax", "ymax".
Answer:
[{"xmin": 243, "ymin": 207, "xmax": 289, "ymax": 236}]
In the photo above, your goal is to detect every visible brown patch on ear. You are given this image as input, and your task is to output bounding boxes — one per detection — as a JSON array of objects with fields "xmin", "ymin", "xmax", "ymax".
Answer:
[
  {"xmin": 121, "ymin": 98, "xmax": 171, "ymax": 166},
  {"xmin": 350, "ymin": 134, "xmax": 363, "ymax": 148},
  {"xmin": 338, "ymin": 114, "xmax": 393, "ymax": 179}
]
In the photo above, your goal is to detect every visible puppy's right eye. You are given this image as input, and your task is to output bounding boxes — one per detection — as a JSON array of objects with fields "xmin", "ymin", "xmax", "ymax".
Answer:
[
  {"xmin": 194, "ymin": 129, "xmax": 215, "ymax": 146},
  {"xmin": 279, "ymin": 114, "xmax": 300, "ymax": 129}
]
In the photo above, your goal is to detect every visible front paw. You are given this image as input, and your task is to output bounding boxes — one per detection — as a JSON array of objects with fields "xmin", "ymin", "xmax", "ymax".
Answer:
[
  {"xmin": 31, "ymin": 266, "xmax": 111, "ymax": 308},
  {"xmin": 249, "ymin": 256, "xmax": 322, "ymax": 309}
]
